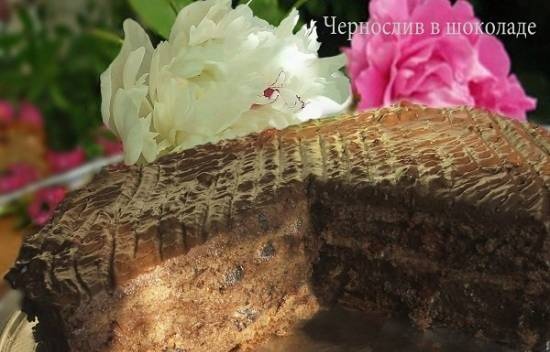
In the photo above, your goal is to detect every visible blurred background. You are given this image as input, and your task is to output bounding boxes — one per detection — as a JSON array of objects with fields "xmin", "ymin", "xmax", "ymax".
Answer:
[{"xmin": 0, "ymin": 0, "xmax": 548, "ymax": 286}]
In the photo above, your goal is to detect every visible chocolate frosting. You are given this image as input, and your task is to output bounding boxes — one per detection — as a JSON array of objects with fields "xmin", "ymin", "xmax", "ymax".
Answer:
[{"xmin": 5, "ymin": 104, "xmax": 550, "ymax": 310}]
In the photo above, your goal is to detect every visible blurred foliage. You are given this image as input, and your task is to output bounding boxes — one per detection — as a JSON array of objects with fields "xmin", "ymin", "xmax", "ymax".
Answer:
[
  {"xmin": 0, "ymin": 1, "xmax": 132, "ymax": 151},
  {"xmin": 239, "ymin": 0, "xmax": 287, "ymax": 25},
  {"xmin": 129, "ymin": 0, "xmax": 180, "ymax": 38},
  {"xmin": 0, "ymin": 198, "xmax": 31, "ymax": 229}
]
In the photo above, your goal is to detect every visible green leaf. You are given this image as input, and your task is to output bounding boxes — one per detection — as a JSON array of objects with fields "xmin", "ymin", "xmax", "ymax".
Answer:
[
  {"xmin": 83, "ymin": 140, "xmax": 104, "ymax": 159},
  {"xmin": 332, "ymin": 1, "xmax": 365, "ymax": 23},
  {"xmin": 88, "ymin": 28, "xmax": 123, "ymax": 46},
  {"xmin": 50, "ymin": 85, "xmax": 72, "ymax": 112},
  {"xmin": 240, "ymin": 0, "xmax": 287, "ymax": 25},
  {"xmin": 305, "ymin": 0, "xmax": 327, "ymax": 16},
  {"xmin": 293, "ymin": 0, "xmax": 310, "ymax": 10},
  {"xmin": 15, "ymin": 7, "xmax": 35, "ymax": 34},
  {"xmin": 128, "ymin": 0, "xmax": 177, "ymax": 38},
  {"xmin": 0, "ymin": 33, "xmax": 22, "ymax": 48},
  {"xmin": 171, "ymin": 0, "xmax": 193, "ymax": 11}
]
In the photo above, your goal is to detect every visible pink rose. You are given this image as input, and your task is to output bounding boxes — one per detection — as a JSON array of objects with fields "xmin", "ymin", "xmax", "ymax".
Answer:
[
  {"xmin": 0, "ymin": 163, "xmax": 38, "ymax": 194},
  {"xmin": 28, "ymin": 186, "xmax": 66, "ymax": 226},
  {"xmin": 47, "ymin": 147, "xmax": 86, "ymax": 174},
  {"xmin": 468, "ymin": 35, "xmax": 536, "ymax": 120},
  {"xmin": 0, "ymin": 0, "xmax": 10, "ymax": 22},
  {"xmin": 18, "ymin": 102, "xmax": 44, "ymax": 128},
  {"xmin": 344, "ymin": 0, "xmax": 536, "ymax": 121},
  {"xmin": 0, "ymin": 100, "xmax": 14, "ymax": 124}
]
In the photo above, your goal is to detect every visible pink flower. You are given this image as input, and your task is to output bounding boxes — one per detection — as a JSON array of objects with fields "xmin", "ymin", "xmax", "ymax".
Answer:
[
  {"xmin": 18, "ymin": 102, "xmax": 44, "ymax": 128},
  {"xmin": 0, "ymin": 100, "xmax": 14, "ymax": 124},
  {"xmin": 468, "ymin": 35, "xmax": 536, "ymax": 120},
  {"xmin": 0, "ymin": 163, "xmax": 38, "ymax": 194},
  {"xmin": 97, "ymin": 137, "xmax": 123, "ymax": 156},
  {"xmin": 28, "ymin": 186, "xmax": 66, "ymax": 226},
  {"xmin": 344, "ymin": 0, "xmax": 536, "ymax": 121},
  {"xmin": 0, "ymin": 0, "xmax": 10, "ymax": 22},
  {"xmin": 47, "ymin": 147, "xmax": 86, "ymax": 174}
]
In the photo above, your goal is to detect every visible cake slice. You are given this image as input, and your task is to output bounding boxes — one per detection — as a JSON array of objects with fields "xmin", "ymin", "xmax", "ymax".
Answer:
[{"xmin": 6, "ymin": 105, "xmax": 550, "ymax": 352}]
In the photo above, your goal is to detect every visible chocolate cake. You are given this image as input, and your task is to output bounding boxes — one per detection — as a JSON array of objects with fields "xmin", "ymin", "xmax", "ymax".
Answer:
[{"xmin": 5, "ymin": 104, "xmax": 550, "ymax": 352}]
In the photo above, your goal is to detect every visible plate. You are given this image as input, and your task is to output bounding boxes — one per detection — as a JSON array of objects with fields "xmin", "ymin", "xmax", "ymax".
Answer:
[
  {"xmin": 0, "ymin": 291, "xmax": 36, "ymax": 352},
  {"xmin": 0, "ymin": 290, "xmax": 515, "ymax": 352},
  {"xmin": 257, "ymin": 306, "xmax": 515, "ymax": 352}
]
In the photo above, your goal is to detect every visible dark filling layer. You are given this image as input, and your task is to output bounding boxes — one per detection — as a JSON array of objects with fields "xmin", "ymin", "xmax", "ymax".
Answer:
[{"xmin": 310, "ymin": 190, "xmax": 550, "ymax": 351}]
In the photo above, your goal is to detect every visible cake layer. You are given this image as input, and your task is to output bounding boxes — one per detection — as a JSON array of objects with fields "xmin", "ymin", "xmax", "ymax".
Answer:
[
  {"xmin": 313, "ymin": 189, "xmax": 549, "ymax": 276},
  {"xmin": 5, "ymin": 104, "xmax": 550, "ymax": 351},
  {"xmin": 67, "ymin": 200, "xmax": 318, "ymax": 351}
]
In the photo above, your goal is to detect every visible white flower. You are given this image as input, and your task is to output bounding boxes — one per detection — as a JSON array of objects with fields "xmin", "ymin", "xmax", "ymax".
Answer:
[{"xmin": 101, "ymin": 0, "xmax": 351, "ymax": 164}]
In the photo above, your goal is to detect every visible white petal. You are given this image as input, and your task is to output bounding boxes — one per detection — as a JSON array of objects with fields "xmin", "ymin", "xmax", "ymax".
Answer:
[
  {"xmin": 170, "ymin": 0, "xmax": 230, "ymax": 43},
  {"xmin": 189, "ymin": 19, "xmax": 218, "ymax": 45},
  {"xmin": 100, "ymin": 19, "xmax": 153, "ymax": 135},
  {"xmin": 123, "ymin": 47, "xmax": 146, "ymax": 89},
  {"xmin": 140, "ymin": 115, "xmax": 159, "ymax": 163},
  {"xmin": 317, "ymin": 54, "xmax": 347, "ymax": 76},
  {"xmin": 122, "ymin": 19, "xmax": 154, "ymax": 54},
  {"xmin": 295, "ymin": 21, "xmax": 320, "ymax": 52},
  {"xmin": 118, "ymin": 19, "xmax": 154, "ymax": 84},
  {"xmin": 149, "ymin": 41, "xmax": 171, "ymax": 101},
  {"xmin": 123, "ymin": 123, "xmax": 144, "ymax": 165},
  {"xmin": 297, "ymin": 95, "xmax": 351, "ymax": 121},
  {"xmin": 112, "ymin": 89, "xmax": 135, "ymax": 136},
  {"xmin": 100, "ymin": 67, "xmax": 113, "ymax": 128},
  {"xmin": 276, "ymin": 9, "xmax": 299, "ymax": 37},
  {"xmin": 321, "ymin": 71, "xmax": 352, "ymax": 106},
  {"xmin": 112, "ymin": 87, "xmax": 148, "ymax": 137}
]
